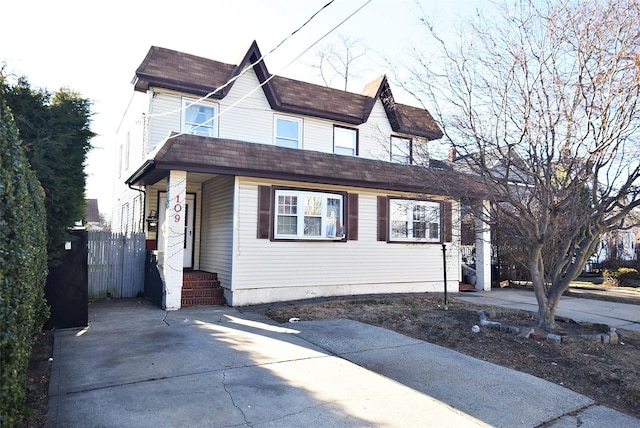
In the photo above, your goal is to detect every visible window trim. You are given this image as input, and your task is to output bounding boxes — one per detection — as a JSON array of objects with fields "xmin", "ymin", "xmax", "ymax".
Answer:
[
  {"xmin": 181, "ymin": 97, "xmax": 219, "ymax": 137},
  {"xmin": 273, "ymin": 188, "xmax": 346, "ymax": 241},
  {"xmin": 333, "ymin": 125, "xmax": 359, "ymax": 156},
  {"xmin": 390, "ymin": 135, "xmax": 412, "ymax": 164},
  {"xmin": 273, "ymin": 115, "xmax": 303, "ymax": 149},
  {"xmin": 378, "ymin": 197, "xmax": 447, "ymax": 244}
]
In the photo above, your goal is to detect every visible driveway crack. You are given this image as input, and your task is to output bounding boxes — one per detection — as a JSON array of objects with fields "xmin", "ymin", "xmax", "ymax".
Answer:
[{"xmin": 222, "ymin": 368, "xmax": 253, "ymax": 427}]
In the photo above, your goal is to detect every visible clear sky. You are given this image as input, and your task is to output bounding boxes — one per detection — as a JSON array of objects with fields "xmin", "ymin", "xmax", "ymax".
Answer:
[{"xmin": 2, "ymin": 0, "xmax": 485, "ymax": 218}]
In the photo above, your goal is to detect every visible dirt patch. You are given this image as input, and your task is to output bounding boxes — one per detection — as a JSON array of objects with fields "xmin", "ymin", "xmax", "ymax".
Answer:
[
  {"xmin": 18, "ymin": 329, "xmax": 53, "ymax": 428},
  {"xmin": 265, "ymin": 296, "xmax": 640, "ymax": 419}
]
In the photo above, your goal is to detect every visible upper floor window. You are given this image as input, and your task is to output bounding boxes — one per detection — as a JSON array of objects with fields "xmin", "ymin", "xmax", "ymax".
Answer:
[
  {"xmin": 389, "ymin": 199, "xmax": 441, "ymax": 242},
  {"xmin": 274, "ymin": 115, "xmax": 302, "ymax": 149},
  {"xmin": 334, "ymin": 126, "xmax": 358, "ymax": 156},
  {"xmin": 274, "ymin": 189, "xmax": 344, "ymax": 240},
  {"xmin": 182, "ymin": 98, "xmax": 218, "ymax": 137},
  {"xmin": 391, "ymin": 136, "xmax": 411, "ymax": 164}
]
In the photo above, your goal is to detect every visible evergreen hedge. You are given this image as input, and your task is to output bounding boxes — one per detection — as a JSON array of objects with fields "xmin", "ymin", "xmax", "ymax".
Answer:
[{"xmin": 0, "ymin": 92, "xmax": 49, "ymax": 425}]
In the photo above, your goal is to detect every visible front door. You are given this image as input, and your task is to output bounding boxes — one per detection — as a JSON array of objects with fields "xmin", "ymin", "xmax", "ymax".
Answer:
[{"xmin": 158, "ymin": 192, "xmax": 195, "ymax": 268}]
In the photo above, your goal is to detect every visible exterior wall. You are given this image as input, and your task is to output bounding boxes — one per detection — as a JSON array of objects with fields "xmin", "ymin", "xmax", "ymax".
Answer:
[
  {"xmin": 140, "ymin": 69, "xmax": 410, "ymax": 162},
  {"xmin": 218, "ymin": 70, "xmax": 272, "ymax": 143},
  {"xmin": 148, "ymin": 93, "xmax": 182, "ymax": 151},
  {"xmin": 359, "ymin": 100, "xmax": 395, "ymax": 161},
  {"xmin": 112, "ymin": 91, "xmax": 150, "ymax": 233},
  {"xmin": 199, "ymin": 175, "xmax": 235, "ymax": 290},
  {"xmin": 227, "ymin": 177, "xmax": 460, "ymax": 306}
]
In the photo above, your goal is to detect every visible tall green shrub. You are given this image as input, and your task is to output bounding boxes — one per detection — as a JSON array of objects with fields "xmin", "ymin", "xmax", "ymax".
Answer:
[
  {"xmin": 0, "ymin": 91, "xmax": 49, "ymax": 426},
  {"xmin": 2, "ymin": 78, "xmax": 94, "ymax": 266}
]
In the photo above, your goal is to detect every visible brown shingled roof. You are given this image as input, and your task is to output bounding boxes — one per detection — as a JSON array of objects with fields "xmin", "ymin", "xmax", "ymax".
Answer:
[
  {"xmin": 133, "ymin": 42, "xmax": 443, "ymax": 139},
  {"xmin": 128, "ymin": 134, "xmax": 482, "ymax": 199},
  {"xmin": 134, "ymin": 46, "xmax": 236, "ymax": 97}
]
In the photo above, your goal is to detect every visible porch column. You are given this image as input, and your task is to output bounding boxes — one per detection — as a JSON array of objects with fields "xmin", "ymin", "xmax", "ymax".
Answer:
[
  {"xmin": 475, "ymin": 200, "xmax": 492, "ymax": 291},
  {"xmin": 162, "ymin": 170, "xmax": 187, "ymax": 310}
]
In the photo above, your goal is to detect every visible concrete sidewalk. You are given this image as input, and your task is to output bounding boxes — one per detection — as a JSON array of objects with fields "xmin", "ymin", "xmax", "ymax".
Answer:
[
  {"xmin": 46, "ymin": 297, "xmax": 639, "ymax": 427},
  {"xmin": 455, "ymin": 287, "xmax": 640, "ymax": 332}
]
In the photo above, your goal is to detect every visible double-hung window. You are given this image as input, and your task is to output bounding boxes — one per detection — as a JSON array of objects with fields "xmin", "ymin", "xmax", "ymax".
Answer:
[
  {"xmin": 274, "ymin": 189, "xmax": 344, "ymax": 239},
  {"xmin": 182, "ymin": 98, "xmax": 218, "ymax": 137},
  {"xmin": 389, "ymin": 199, "xmax": 441, "ymax": 242},
  {"xmin": 334, "ymin": 126, "xmax": 358, "ymax": 156},
  {"xmin": 391, "ymin": 136, "xmax": 411, "ymax": 164},
  {"xmin": 274, "ymin": 115, "xmax": 302, "ymax": 148}
]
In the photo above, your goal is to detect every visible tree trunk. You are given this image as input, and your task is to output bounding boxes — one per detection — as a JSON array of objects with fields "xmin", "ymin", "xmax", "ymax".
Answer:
[{"xmin": 529, "ymin": 245, "xmax": 559, "ymax": 331}]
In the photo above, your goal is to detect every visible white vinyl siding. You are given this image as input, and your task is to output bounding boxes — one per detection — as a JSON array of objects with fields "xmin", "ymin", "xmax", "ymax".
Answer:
[
  {"xmin": 199, "ymin": 175, "xmax": 235, "ymax": 291},
  {"xmin": 358, "ymin": 99, "xmax": 395, "ymax": 161},
  {"xmin": 218, "ymin": 69, "xmax": 273, "ymax": 143},
  {"xmin": 147, "ymin": 93, "xmax": 181, "ymax": 152},
  {"xmin": 228, "ymin": 177, "xmax": 460, "ymax": 305}
]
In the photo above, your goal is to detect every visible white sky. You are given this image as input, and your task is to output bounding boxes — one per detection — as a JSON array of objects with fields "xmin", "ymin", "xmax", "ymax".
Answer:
[{"xmin": 1, "ymin": 0, "xmax": 485, "ymax": 218}]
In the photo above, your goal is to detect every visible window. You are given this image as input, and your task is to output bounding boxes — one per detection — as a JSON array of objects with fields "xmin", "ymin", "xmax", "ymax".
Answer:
[
  {"xmin": 124, "ymin": 132, "xmax": 130, "ymax": 170},
  {"xmin": 274, "ymin": 115, "xmax": 302, "ymax": 148},
  {"xmin": 121, "ymin": 203, "xmax": 130, "ymax": 235},
  {"xmin": 182, "ymin": 98, "xmax": 218, "ymax": 137},
  {"xmin": 391, "ymin": 136, "xmax": 411, "ymax": 164},
  {"xmin": 274, "ymin": 189, "xmax": 344, "ymax": 239},
  {"xmin": 334, "ymin": 126, "xmax": 358, "ymax": 156},
  {"xmin": 389, "ymin": 199, "xmax": 441, "ymax": 242}
]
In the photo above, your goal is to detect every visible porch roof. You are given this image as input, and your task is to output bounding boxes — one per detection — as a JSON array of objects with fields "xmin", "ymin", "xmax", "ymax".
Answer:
[{"xmin": 126, "ymin": 134, "xmax": 484, "ymax": 198}]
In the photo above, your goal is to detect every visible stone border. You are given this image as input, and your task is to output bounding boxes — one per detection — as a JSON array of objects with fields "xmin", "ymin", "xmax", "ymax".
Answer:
[{"xmin": 476, "ymin": 310, "xmax": 621, "ymax": 344}]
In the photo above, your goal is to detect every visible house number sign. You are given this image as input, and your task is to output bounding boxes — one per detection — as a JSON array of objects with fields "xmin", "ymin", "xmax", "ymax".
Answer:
[{"xmin": 173, "ymin": 195, "xmax": 183, "ymax": 222}]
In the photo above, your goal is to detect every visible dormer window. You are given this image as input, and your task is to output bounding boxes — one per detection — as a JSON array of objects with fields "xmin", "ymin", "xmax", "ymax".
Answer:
[
  {"xmin": 182, "ymin": 98, "xmax": 218, "ymax": 137},
  {"xmin": 391, "ymin": 136, "xmax": 411, "ymax": 164},
  {"xmin": 334, "ymin": 126, "xmax": 358, "ymax": 156},
  {"xmin": 274, "ymin": 115, "xmax": 302, "ymax": 149}
]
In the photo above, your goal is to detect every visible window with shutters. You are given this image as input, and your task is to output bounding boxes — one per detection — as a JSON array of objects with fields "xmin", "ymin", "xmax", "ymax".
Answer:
[
  {"xmin": 274, "ymin": 189, "xmax": 344, "ymax": 239},
  {"xmin": 257, "ymin": 186, "xmax": 357, "ymax": 241},
  {"xmin": 378, "ymin": 196, "xmax": 451, "ymax": 243}
]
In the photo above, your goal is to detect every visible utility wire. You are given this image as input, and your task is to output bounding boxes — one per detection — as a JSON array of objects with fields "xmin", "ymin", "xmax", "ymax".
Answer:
[
  {"xmin": 146, "ymin": 0, "xmax": 337, "ymax": 119},
  {"xmin": 164, "ymin": 0, "xmax": 374, "ymax": 141}
]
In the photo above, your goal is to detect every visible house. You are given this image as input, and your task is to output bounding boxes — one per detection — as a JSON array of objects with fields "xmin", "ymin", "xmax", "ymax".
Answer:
[
  {"xmin": 112, "ymin": 42, "xmax": 490, "ymax": 309},
  {"xmin": 85, "ymin": 198, "xmax": 106, "ymax": 231}
]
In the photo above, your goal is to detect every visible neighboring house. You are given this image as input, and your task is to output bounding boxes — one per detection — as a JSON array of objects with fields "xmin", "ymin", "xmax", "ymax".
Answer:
[
  {"xmin": 112, "ymin": 42, "xmax": 488, "ymax": 309},
  {"xmin": 85, "ymin": 198, "xmax": 106, "ymax": 231},
  {"xmin": 588, "ymin": 227, "xmax": 640, "ymax": 271}
]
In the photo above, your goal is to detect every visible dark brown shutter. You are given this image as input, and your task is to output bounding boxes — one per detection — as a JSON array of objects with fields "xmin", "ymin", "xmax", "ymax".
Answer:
[
  {"xmin": 377, "ymin": 196, "xmax": 388, "ymax": 241},
  {"xmin": 257, "ymin": 186, "xmax": 272, "ymax": 239},
  {"xmin": 347, "ymin": 193, "xmax": 358, "ymax": 240},
  {"xmin": 443, "ymin": 201, "xmax": 452, "ymax": 243}
]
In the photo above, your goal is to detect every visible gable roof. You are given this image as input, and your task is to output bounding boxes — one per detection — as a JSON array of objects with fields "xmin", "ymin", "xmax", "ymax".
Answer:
[
  {"xmin": 133, "ymin": 42, "xmax": 443, "ymax": 140},
  {"xmin": 85, "ymin": 199, "xmax": 100, "ymax": 223},
  {"xmin": 127, "ymin": 134, "xmax": 482, "ymax": 198}
]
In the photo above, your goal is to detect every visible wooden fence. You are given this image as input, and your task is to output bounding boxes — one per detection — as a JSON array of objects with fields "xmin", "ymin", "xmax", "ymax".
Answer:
[{"xmin": 88, "ymin": 231, "xmax": 146, "ymax": 298}]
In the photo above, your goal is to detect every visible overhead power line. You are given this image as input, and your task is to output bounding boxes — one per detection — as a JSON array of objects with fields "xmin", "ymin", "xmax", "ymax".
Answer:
[{"xmin": 163, "ymin": 0, "xmax": 374, "ymax": 141}]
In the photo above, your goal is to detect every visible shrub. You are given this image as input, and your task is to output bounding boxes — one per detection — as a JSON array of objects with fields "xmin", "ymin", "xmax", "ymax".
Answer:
[
  {"xmin": 0, "ymin": 93, "xmax": 49, "ymax": 426},
  {"xmin": 603, "ymin": 267, "xmax": 639, "ymax": 287}
]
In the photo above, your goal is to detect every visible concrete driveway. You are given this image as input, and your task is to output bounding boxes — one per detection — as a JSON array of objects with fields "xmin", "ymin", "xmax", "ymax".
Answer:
[{"xmin": 46, "ymin": 297, "xmax": 640, "ymax": 427}]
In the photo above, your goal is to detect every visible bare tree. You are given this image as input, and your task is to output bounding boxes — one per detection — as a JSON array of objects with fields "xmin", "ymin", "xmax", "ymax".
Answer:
[
  {"xmin": 405, "ymin": 0, "xmax": 640, "ymax": 330},
  {"xmin": 309, "ymin": 33, "xmax": 368, "ymax": 91}
]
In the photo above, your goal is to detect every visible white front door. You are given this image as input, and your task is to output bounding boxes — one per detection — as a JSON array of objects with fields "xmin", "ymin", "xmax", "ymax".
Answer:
[{"xmin": 158, "ymin": 192, "xmax": 195, "ymax": 268}]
